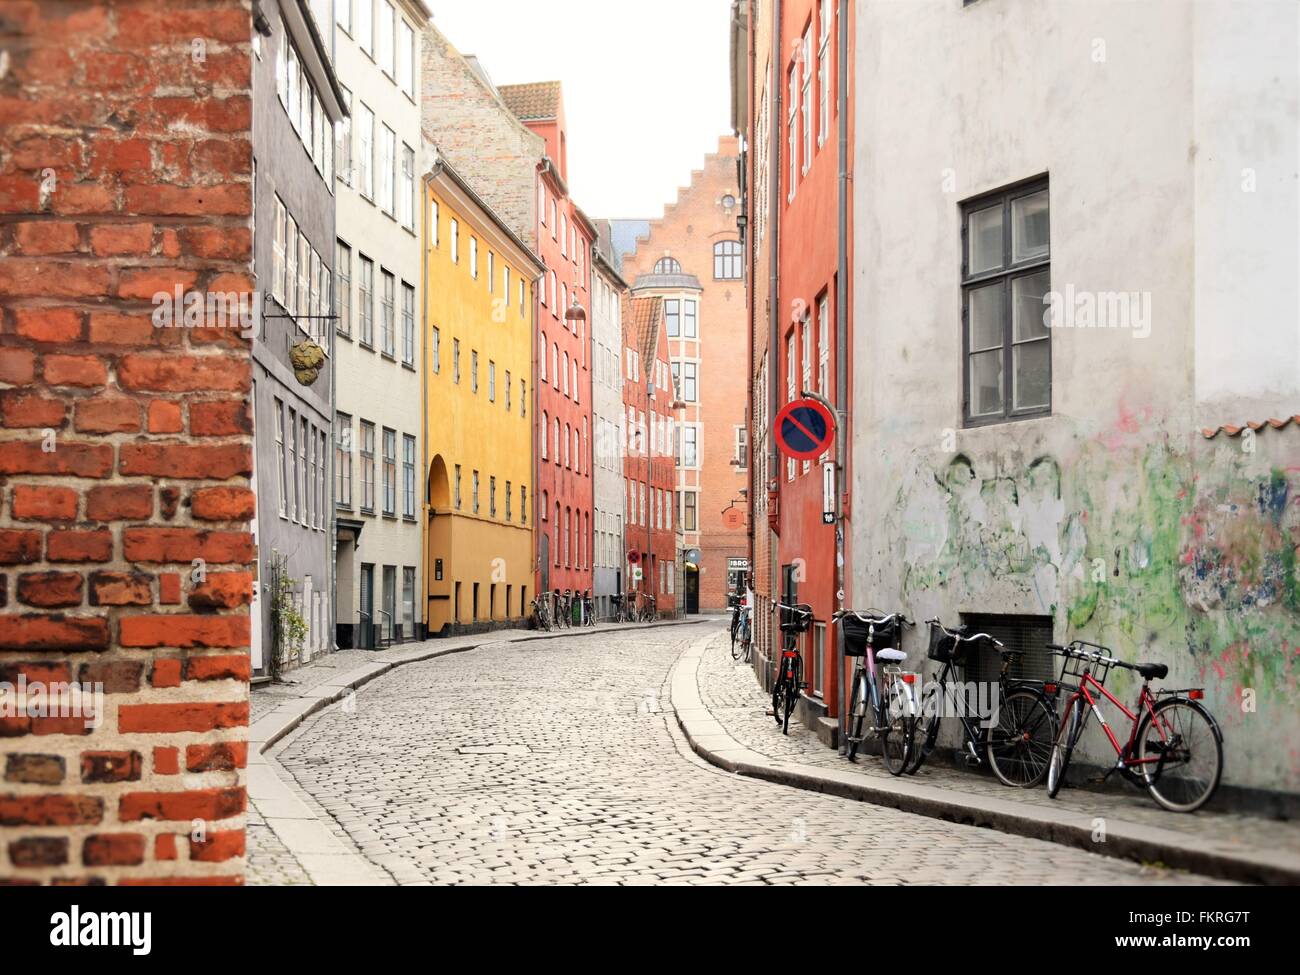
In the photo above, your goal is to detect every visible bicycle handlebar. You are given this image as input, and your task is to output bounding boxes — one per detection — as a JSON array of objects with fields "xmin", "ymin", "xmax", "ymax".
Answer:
[
  {"xmin": 1049, "ymin": 640, "xmax": 1135, "ymax": 670},
  {"xmin": 832, "ymin": 609, "xmax": 913, "ymax": 627},
  {"xmin": 925, "ymin": 618, "xmax": 1005, "ymax": 649}
]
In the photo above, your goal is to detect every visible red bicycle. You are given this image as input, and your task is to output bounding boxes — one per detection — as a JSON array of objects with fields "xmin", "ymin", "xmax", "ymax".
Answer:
[{"xmin": 1045, "ymin": 641, "xmax": 1223, "ymax": 812}]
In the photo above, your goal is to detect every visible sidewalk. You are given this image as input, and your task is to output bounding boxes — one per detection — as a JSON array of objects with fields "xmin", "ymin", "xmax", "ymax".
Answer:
[
  {"xmin": 671, "ymin": 627, "xmax": 1300, "ymax": 885},
  {"xmin": 246, "ymin": 616, "xmax": 707, "ymax": 885}
]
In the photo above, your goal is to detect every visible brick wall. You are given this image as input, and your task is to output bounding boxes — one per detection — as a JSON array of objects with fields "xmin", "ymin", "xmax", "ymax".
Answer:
[{"xmin": 0, "ymin": 0, "xmax": 254, "ymax": 885}]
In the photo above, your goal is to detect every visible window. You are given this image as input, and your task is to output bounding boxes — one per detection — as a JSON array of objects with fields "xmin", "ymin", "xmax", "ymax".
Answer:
[
  {"xmin": 304, "ymin": 416, "xmax": 313, "ymax": 526},
  {"xmin": 403, "ymin": 567, "xmax": 416, "ymax": 634},
  {"xmin": 818, "ymin": 0, "xmax": 831, "ymax": 147},
  {"xmin": 450, "ymin": 218, "xmax": 459, "ymax": 262},
  {"xmin": 962, "ymin": 180, "xmax": 1051, "ymax": 423},
  {"xmin": 452, "ymin": 338, "xmax": 460, "ymax": 383},
  {"xmin": 336, "ymin": 87, "xmax": 352, "ymax": 186},
  {"xmin": 714, "ymin": 240, "xmax": 742, "ymax": 279},
  {"xmin": 665, "ymin": 298, "xmax": 680, "ymax": 337},
  {"xmin": 454, "ymin": 464, "xmax": 461, "ymax": 508},
  {"xmin": 572, "ymin": 360, "xmax": 579, "ymax": 405},
  {"xmin": 521, "ymin": 486, "xmax": 527, "ymax": 524},
  {"xmin": 336, "ymin": 412, "xmax": 353, "ymax": 508},
  {"xmin": 817, "ymin": 293, "xmax": 830, "ymax": 397},
  {"xmin": 735, "ymin": 426, "xmax": 749, "ymax": 469},
  {"xmin": 398, "ymin": 18, "xmax": 415, "ymax": 98},
  {"xmin": 540, "ymin": 332, "xmax": 547, "ymax": 380},
  {"xmin": 318, "ymin": 429, "xmax": 326, "ymax": 529},
  {"xmin": 380, "ymin": 270, "xmax": 395, "ymax": 356},
  {"xmin": 285, "ymin": 214, "xmax": 297, "ymax": 314},
  {"xmin": 505, "ymin": 480, "xmax": 512, "ymax": 521},
  {"xmin": 380, "ymin": 124, "xmax": 395, "ymax": 214},
  {"xmin": 564, "ymin": 423, "xmax": 570, "ymax": 468},
  {"xmin": 430, "ymin": 198, "xmax": 439, "ymax": 247},
  {"xmin": 357, "ymin": 102, "xmax": 374, "ymax": 199},
  {"xmin": 549, "ymin": 271, "xmax": 557, "ymax": 315},
  {"xmin": 431, "ymin": 326, "xmax": 440, "ymax": 373},
  {"xmin": 787, "ymin": 60, "xmax": 798, "ymax": 197},
  {"xmin": 274, "ymin": 399, "xmax": 286, "ymax": 516},
  {"xmin": 552, "ymin": 344, "xmax": 559, "ymax": 387},
  {"xmin": 400, "ymin": 144, "xmax": 414, "ymax": 229},
  {"xmin": 489, "ymin": 476, "xmax": 497, "ymax": 517},
  {"xmin": 471, "ymin": 349, "xmax": 478, "ymax": 393},
  {"xmin": 681, "ymin": 361, "xmax": 698, "ymax": 402},
  {"xmin": 502, "ymin": 265, "xmax": 510, "ymax": 304},
  {"xmin": 335, "ymin": 241, "xmax": 351, "ymax": 336},
  {"xmin": 520, "ymin": 379, "xmax": 526, "ymax": 417},
  {"xmin": 402, "ymin": 434, "xmax": 415, "ymax": 519},
  {"xmin": 337, "ymin": 0, "xmax": 352, "ymax": 32},
  {"xmin": 538, "ymin": 184, "xmax": 546, "ymax": 227},
  {"xmin": 560, "ymin": 214, "xmax": 567, "ymax": 256},
  {"xmin": 358, "ymin": 256, "xmax": 374, "ymax": 345},
  {"xmin": 272, "ymin": 198, "xmax": 286, "ymax": 303},
  {"xmin": 488, "ymin": 360, "xmax": 496, "ymax": 401},
  {"xmin": 684, "ymin": 299, "xmax": 697, "ymax": 338},
  {"xmin": 562, "ymin": 351, "xmax": 569, "ymax": 396},
  {"xmin": 487, "ymin": 251, "xmax": 494, "ymax": 292},
  {"xmin": 653, "ymin": 257, "xmax": 681, "ymax": 274},
  {"xmin": 401, "ymin": 281, "xmax": 414, "ymax": 365},
  {"xmin": 357, "ymin": 0, "xmax": 373, "ymax": 53},
  {"xmin": 682, "ymin": 425, "xmax": 699, "ymax": 468},
  {"xmin": 360, "ymin": 421, "xmax": 375, "ymax": 511},
  {"xmin": 378, "ymin": 1, "xmax": 395, "ymax": 76},
  {"xmin": 554, "ymin": 417, "xmax": 561, "ymax": 464},
  {"xmin": 550, "ymin": 199, "xmax": 557, "ymax": 235},
  {"xmin": 541, "ymin": 411, "xmax": 549, "ymax": 460},
  {"xmin": 519, "ymin": 279, "xmax": 525, "ymax": 315},
  {"xmin": 801, "ymin": 28, "xmax": 812, "ymax": 173},
  {"xmin": 472, "ymin": 470, "xmax": 479, "ymax": 514},
  {"xmin": 505, "ymin": 369, "xmax": 511, "ymax": 411}
]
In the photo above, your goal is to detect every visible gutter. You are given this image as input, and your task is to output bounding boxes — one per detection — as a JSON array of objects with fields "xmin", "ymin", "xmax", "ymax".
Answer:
[{"xmin": 767, "ymin": 0, "xmax": 782, "ymax": 554}]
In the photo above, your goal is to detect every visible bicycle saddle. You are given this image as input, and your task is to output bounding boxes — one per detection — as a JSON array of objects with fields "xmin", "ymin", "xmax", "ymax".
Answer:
[
  {"xmin": 875, "ymin": 648, "xmax": 906, "ymax": 663},
  {"xmin": 1137, "ymin": 662, "xmax": 1168, "ymax": 680}
]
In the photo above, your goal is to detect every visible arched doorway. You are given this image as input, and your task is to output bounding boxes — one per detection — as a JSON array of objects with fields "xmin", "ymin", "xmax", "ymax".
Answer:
[{"xmin": 426, "ymin": 456, "xmax": 452, "ymax": 634}]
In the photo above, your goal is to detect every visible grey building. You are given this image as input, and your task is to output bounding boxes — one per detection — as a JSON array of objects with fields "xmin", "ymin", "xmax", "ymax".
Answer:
[
  {"xmin": 249, "ymin": 0, "xmax": 347, "ymax": 676},
  {"xmin": 590, "ymin": 222, "xmax": 628, "ymax": 620}
]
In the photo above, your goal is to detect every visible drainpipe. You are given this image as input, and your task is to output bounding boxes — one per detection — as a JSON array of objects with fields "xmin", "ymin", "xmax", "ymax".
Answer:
[
  {"xmin": 834, "ymin": 0, "xmax": 850, "ymax": 748},
  {"xmin": 767, "ymin": 0, "xmax": 782, "ymax": 656}
]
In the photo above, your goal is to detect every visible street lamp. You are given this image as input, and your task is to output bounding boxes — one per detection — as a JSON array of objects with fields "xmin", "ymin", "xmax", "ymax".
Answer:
[{"xmin": 564, "ymin": 298, "xmax": 586, "ymax": 323}]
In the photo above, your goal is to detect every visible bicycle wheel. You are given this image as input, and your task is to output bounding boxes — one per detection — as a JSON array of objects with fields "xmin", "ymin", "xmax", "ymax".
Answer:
[
  {"xmin": 771, "ymin": 670, "xmax": 787, "ymax": 727},
  {"xmin": 987, "ymin": 688, "xmax": 1058, "ymax": 788},
  {"xmin": 846, "ymin": 671, "xmax": 867, "ymax": 761},
  {"xmin": 1137, "ymin": 698, "xmax": 1223, "ymax": 812},
  {"xmin": 781, "ymin": 657, "xmax": 800, "ymax": 734},
  {"xmin": 880, "ymin": 677, "xmax": 913, "ymax": 776},
  {"xmin": 1046, "ymin": 695, "xmax": 1082, "ymax": 798},
  {"xmin": 730, "ymin": 616, "xmax": 741, "ymax": 660},
  {"xmin": 908, "ymin": 681, "xmax": 942, "ymax": 775}
]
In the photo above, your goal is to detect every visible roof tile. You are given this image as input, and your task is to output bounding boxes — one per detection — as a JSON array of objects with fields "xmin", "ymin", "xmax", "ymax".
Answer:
[{"xmin": 498, "ymin": 81, "xmax": 561, "ymax": 121}]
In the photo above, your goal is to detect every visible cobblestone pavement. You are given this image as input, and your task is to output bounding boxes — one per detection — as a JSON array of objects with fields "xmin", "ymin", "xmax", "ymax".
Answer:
[
  {"xmin": 700, "ymin": 625, "xmax": 1300, "ymax": 858},
  {"xmin": 257, "ymin": 623, "xmax": 1224, "ymax": 885},
  {"xmin": 246, "ymin": 818, "xmax": 313, "ymax": 886}
]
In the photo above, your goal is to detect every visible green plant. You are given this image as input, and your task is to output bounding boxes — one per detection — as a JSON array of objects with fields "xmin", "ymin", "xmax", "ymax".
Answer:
[{"xmin": 267, "ymin": 553, "xmax": 307, "ymax": 681}]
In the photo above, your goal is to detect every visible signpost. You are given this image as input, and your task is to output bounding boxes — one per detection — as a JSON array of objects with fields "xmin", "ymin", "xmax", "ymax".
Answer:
[{"xmin": 774, "ymin": 397, "xmax": 835, "ymax": 461}]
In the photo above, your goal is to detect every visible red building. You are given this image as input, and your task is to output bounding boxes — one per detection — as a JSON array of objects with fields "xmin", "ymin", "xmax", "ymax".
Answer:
[
  {"xmin": 735, "ymin": 0, "xmax": 853, "ymax": 743},
  {"xmin": 498, "ymin": 82, "xmax": 596, "ymax": 602},
  {"xmin": 622, "ymin": 295, "xmax": 678, "ymax": 616}
]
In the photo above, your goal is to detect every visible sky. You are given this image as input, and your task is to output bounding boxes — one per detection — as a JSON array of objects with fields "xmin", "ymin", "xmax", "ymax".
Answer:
[{"xmin": 428, "ymin": 0, "xmax": 734, "ymax": 221}]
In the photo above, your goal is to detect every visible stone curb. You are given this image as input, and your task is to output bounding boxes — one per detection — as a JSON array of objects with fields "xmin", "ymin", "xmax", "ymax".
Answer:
[
  {"xmin": 249, "ymin": 617, "xmax": 707, "ymax": 886},
  {"xmin": 668, "ymin": 631, "xmax": 1300, "ymax": 886}
]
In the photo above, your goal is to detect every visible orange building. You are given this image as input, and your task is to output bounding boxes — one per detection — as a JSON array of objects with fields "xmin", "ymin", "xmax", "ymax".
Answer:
[{"xmin": 613, "ymin": 138, "xmax": 748, "ymax": 612}]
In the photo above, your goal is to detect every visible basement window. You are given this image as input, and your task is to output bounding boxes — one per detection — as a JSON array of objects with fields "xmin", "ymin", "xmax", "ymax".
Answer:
[{"xmin": 958, "ymin": 613, "xmax": 1054, "ymax": 686}]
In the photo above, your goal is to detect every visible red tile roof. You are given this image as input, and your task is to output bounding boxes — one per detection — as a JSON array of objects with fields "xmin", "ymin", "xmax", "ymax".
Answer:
[
  {"xmin": 626, "ymin": 295, "xmax": 662, "ymax": 362},
  {"xmin": 1201, "ymin": 415, "xmax": 1300, "ymax": 438},
  {"xmin": 498, "ymin": 81, "xmax": 561, "ymax": 120}
]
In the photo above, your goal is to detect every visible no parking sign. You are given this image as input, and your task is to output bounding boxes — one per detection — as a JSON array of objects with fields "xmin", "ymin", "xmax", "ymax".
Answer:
[{"xmin": 775, "ymin": 397, "xmax": 835, "ymax": 460}]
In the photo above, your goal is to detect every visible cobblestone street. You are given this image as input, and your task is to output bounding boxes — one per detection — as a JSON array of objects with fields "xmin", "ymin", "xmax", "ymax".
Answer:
[{"xmin": 249, "ymin": 623, "xmax": 1225, "ymax": 885}]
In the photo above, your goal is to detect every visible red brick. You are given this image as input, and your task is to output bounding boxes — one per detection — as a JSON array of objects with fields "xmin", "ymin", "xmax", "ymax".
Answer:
[
  {"xmin": 118, "ymin": 354, "xmax": 250, "ymax": 392},
  {"xmin": 153, "ymin": 747, "xmax": 179, "ymax": 776},
  {"xmin": 189, "ymin": 829, "xmax": 244, "ymax": 862},
  {"xmin": 123, "ymin": 183, "xmax": 251, "ymax": 216},
  {"xmin": 87, "ymin": 571, "xmax": 152, "ymax": 607},
  {"xmin": 0, "ymin": 794, "xmax": 103, "ymax": 827},
  {"xmin": 154, "ymin": 834, "xmax": 177, "ymax": 860},
  {"xmin": 13, "ymin": 307, "xmax": 82, "ymax": 343},
  {"xmin": 159, "ymin": 573, "xmax": 181, "ymax": 605},
  {"xmin": 0, "ymin": 349, "xmax": 37, "ymax": 384},
  {"xmin": 77, "ymin": 659, "xmax": 143, "ymax": 693},
  {"xmin": 180, "ymin": 226, "xmax": 252, "ymax": 260},
  {"xmin": 185, "ymin": 654, "xmax": 250, "ymax": 682},
  {"xmin": 46, "ymin": 529, "xmax": 112, "ymax": 563},
  {"xmin": 9, "ymin": 836, "xmax": 69, "ymax": 867},
  {"xmin": 0, "ymin": 615, "xmax": 109, "ymax": 651},
  {"xmin": 80, "ymin": 751, "xmax": 142, "ymax": 784},
  {"xmin": 13, "ymin": 220, "xmax": 80, "ymax": 255},
  {"xmin": 0, "ymin": 391, "xmax": 66, "ymax": 428},
  {"xmin": 48, "ymin": 183, "xmax": 119, "ymax": 216},
  {"xmin": 189, "ymin": 399, "xmax": 251, "ymax": 436},
  {"xmin": 116, "ymin": 267, "xmax": 199, "ymax": 301},
  {"xmin": 150, "ymin": 658, "xmax": 181, "ymax": 688},
  {"xmin": 118, "ymin": 702, "xmax": 247, "ymax": 734},
  {"xmin": 118, "ymin": 787, "xmax": 245, "ymax": 823},
  {"xmin": 188, "ymin": 572, "xmax": 252, "ymax": 609},
  {"xmin": 87, "ymin": 311, "xmax": 161, "ymax": 346},
  {"xmin": 0, "ymin": 442, "xmax": 114, "ymax": 478},
  {"xmin": 11, "ymin": 485, "xmax": 77, "ymax": 521},
  {"xmin": 191, "ymin": 486, "xmax": 255, "ymax": 521},
  {"xmin": 44, "ymin": 354, "xmax": 107, "ymax": 387},
  {"xmin": 74, "ymin": 396, "xmax": 141, "ymax": 433},
  {"xmin": 121, "ymin": 615, "xmax": 249, "ymax": 649},
  {"xmin": 0, "ymin": 662, "xmax": 73, "ymax": 685},
  {"xmin": 16, "ymin": 572, "xmax": 83, "ymax": 608},
  {"xmin": 115, "ymin": 7, "xmax": 251, "ymax": 45},
  {"xmin": 122, "ymin": 527, "xmax": 253, "ymax": 564},
  {"xmin": 4, "ymin": 754, "xmax": 66, "ymax": 785},
  {"xmin": 186, "ymin": 742, "xmax": 247, "ymax": 772},
  {"xmin": 147, "ymin": 400, "xmax": 183, "ymax": 433},
  {"xmin": 0, "ymin": 261, "xmax": 112, "ymax": 299},
  {"xmin": 159, "ymin": 486, "xmax": 181, "ymax": 520},
  {"xmin": 0, "ymin": 530, "xmax": 43, "ymax": 565},
  {"xmin": 119, "ymin": 875, "xmax": 242, "ymax": 886},
  {"xmin": 83, "ymin": 833, "xmax": 145, "ymax": 867},
  {"xmin": 117, "ymin": 442, "xmax": 250, "ymax": 480},
  {"xmin": 88, "ymin": 224, "xmax": 154, "ymax": 257},
  {"xmin": 85, "ymin": 485, "xmax": 153, "ymax": 521}
]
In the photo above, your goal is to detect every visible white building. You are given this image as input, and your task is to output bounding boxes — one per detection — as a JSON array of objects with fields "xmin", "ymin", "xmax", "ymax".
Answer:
[
  {"xmin": 331, "ymin": 0, "xmax": 431, "ymax": 646},
  {"xmin": 591, "ymin": 228, "xmax": 628, "ymax": 619},
  {"xmin": 850, "ymin": 0, "xmax": 1299, "ymax": 796}
]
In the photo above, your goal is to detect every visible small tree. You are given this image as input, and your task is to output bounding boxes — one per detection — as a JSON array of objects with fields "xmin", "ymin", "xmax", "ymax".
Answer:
[{"xmin": 267, "ymin": 553, "xmax": 307, "ymax": 681}]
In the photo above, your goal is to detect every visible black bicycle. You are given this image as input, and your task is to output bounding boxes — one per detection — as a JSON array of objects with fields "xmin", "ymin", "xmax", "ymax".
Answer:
[
  {"xmin": 728, "ymin": 594, "xmax": 743, "ymax": 658},
  {"xmin": 908, "ymin": 620, "xmax": 1058, "ymax": 787},
  {"xmin": 836, "ymin": 609, "xmax": 917, "ymax": 775},
  {"xmin": 582, "ymin": 591, "xmax": 596, "ymax": 627},
  {"xmin": 770, "ymin": 601, "xmax": 812, "ymax": 734}
]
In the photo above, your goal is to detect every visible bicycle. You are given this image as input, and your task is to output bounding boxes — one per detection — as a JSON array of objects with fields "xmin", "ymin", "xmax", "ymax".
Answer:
[
  {"xmin": 583, "ymin": 591, "xmax": 596, "ymax": 627},
  {"xmin": 835, "ymin": 609, "xmax": 917, "ymax": 775},
  {"xmin": 638, "ymin": 592, "xmax": 657, "ymax": 623},
  {"xmin": 554, "ymin": 590, "xmax": 569, "ymax": 629},
  {"xmin": 737, "ymin": 606, "xmax": 752, "ymax": 663},
  {"xmin": 1046, "ymin": 641, "xmax": 1224, "ymax": 812},
  {"xmin": 529, "ymin": 597, "xmax": 552, "ymax": 632},
  {"xmin": 908, "ymin": 620, "xmax": 1058, "ymax": 787},
  {"xmin": 770, "ymin": 601, "xmax": 812, "ymax": 734},
  {"xmin": 728, "ymin": 595, "xmax": 743, "ymax": 659}
]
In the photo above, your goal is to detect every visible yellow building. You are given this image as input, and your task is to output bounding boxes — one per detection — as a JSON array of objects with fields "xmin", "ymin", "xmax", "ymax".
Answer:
[{"xmin": 422, "ymin": 158, "xmax": 542, "ymax": 632}]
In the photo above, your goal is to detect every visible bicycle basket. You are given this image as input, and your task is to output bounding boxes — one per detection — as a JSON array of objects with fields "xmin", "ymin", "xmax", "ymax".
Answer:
[
  {"xmin": 1055, "ymin": 645, "xmax": 1115, "ymax": 688},
  {"xmin": 780, "ymin": 605, "xmax": 813, "ymax": 635},
  {"xmin": 927, "ymin": 622, "xmax": 965, "ymax": 664},
  {"xmin": 840, "ymin": 614, "xmax": 898, "ymax": 657}
]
